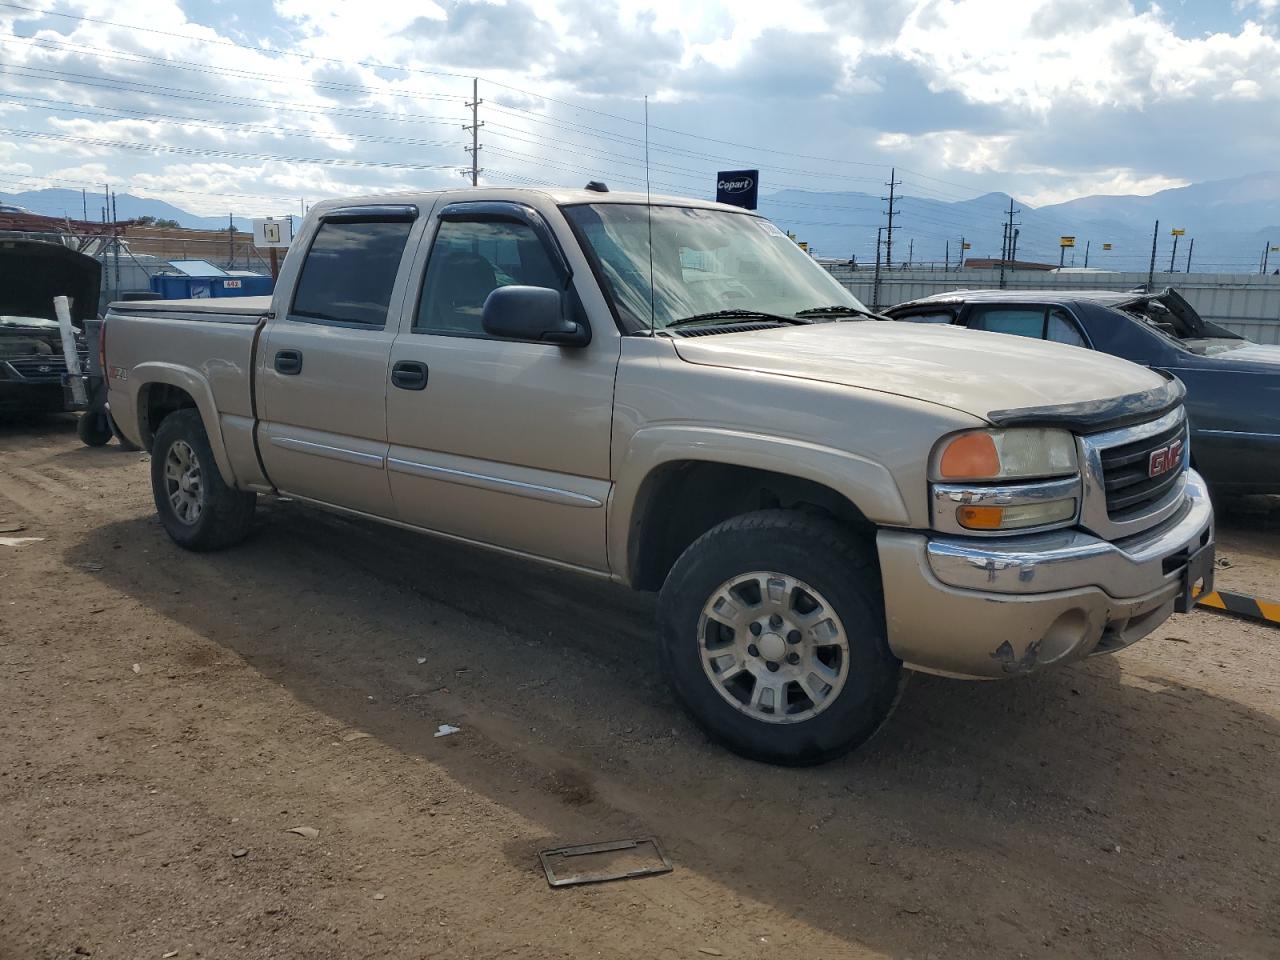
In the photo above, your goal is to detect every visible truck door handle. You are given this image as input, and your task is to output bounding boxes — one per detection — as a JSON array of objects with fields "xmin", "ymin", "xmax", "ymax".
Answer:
[
  {"xmin": 391, "ymin": 360, "xmax": 428, "ymax": 391},
  {"xmin": 274, "ymin": 349, "xmax": 303, "ymax": 375}
]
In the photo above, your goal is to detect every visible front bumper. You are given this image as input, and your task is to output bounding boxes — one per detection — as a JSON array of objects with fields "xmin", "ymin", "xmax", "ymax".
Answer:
[{"xmin": 877, "ymin": 470, "xmax": 1214, "ymax": 679}]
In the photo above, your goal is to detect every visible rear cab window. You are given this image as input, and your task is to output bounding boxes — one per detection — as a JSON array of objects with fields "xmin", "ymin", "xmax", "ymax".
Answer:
[
  {"xmin": 290, "ymin": 216, "xmax": 416, "ymax": 328},
  {"xmin": 892, "ymin": 308, "xmax": 958, "ymax": 325}
]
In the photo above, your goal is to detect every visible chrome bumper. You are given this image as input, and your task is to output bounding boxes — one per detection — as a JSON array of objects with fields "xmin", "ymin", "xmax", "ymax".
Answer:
[{"xmin": 877, "ymin": 470, "xmax": 1214, "ymax": 680}]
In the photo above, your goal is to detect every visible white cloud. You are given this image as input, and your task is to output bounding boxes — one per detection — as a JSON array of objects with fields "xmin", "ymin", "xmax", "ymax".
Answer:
[
  {"xmin": 889, "ymin": 1, "xmax": 1280, "ymax": 111},
  {"xmin": 0, "ymin": 0, "xmax": 1277, "ymax": 218}
]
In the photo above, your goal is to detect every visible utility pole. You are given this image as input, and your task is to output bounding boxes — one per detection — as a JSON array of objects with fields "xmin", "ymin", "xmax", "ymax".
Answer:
[
  {"xmin": 872, "ymin": 226, "xmax": 884, "ymax": 310},
  {"xmin": 1186, "ymin": 238, "xmax": 1194, "ymax": 273},
  {"xmin": 229, "ymin": 212, "xmax": 235, "ymax": 269},
  {"xmin": 882, "ymin": 168, "xmax": 900, "ymax": 270},
  {"xmin": 1169, "ymin": 231, "xmax": 1180, "ymax": 273},
  {"xmin": 1264, "ymin": 242, "xmax": 1272, "ymax": 275},
  {"xmin": 81, "ymin": 189, "xmax": 87, "ymax": 220},
  {"xmin": 1010, "ymin": 227, "xmax": 1020, "ymax": 263},
  {"xmin": 999, "ymin": 198, "xmax": 1019, "ymax": 290},
  {"xmin": 958, "ymin": 235, "xmax": 965, "ymax": 272},
  {"xmin": 945, "ymin": 239, "xmax": 950, "ymax": 272},
  {"xmin": 464, "ymin": 77, "xmax": 483, "ymax": 187},
  {"xmin": 111, "ymin": 191, "xmax": 120, "ymax": 301},
  {"xmin": 1084, "ymin": 240, "xmax": 1090, "ymax": 268},
  {"xmin": 906, "ymin": 238, "xmax": 913, "ymax": 268},
  {"xmin": 1147, "ymin": 220, "xmax": 1159, "ymax": 291}
]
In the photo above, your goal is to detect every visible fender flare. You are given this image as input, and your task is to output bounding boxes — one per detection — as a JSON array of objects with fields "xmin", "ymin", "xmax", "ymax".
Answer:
[
  {"xmin": 608, "ymin": 424, "xmax": 910, "ymax": 581},
  {"xmin": 129, "ymin": 362, "xmax": 240, "ymax": 487}
]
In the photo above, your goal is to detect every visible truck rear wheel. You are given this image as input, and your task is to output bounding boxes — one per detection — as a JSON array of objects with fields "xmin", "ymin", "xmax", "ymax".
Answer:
[
  {"xmin": 77, "ymin": 410, "xmax": 113, "ymax": 447},
  {"xmin": 150, "ymin": 409, "xmax": 256, "ymax": 551},
  {"xmin": 657, "ymin": 510, "xmax": 902, "ymax": 766}
]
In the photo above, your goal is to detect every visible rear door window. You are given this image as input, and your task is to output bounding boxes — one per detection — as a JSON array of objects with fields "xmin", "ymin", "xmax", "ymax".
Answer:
[
  {"xmin": 967, "ymin": 305, "xmax": 1088, "ymax": 347},
  {"xmin": 968, "ymin": 307, "xmax": 1047, "ymax": 338},
  {"xmin": 291, "ymin": 219, "xmax": 415, "ymax": 327}
]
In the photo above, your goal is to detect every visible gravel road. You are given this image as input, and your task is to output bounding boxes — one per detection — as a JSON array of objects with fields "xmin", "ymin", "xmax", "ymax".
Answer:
[{"xmin": 2, "ymin": 416, "xmax": 1277, "ymax": 960}]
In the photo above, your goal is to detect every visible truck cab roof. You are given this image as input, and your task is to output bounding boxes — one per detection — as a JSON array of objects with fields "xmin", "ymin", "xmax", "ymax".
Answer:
[{"xmin": 305, "ymin": 186, "xmax": 750, "ymax": 216}]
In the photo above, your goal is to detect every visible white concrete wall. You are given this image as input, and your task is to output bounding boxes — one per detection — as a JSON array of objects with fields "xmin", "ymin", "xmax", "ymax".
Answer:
[{"xmin": 825, "ymin": 266, "xmax": 1280, "ymax": 345}]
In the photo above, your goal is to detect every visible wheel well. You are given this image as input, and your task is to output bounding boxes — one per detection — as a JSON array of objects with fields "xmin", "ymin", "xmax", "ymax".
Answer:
[
  {"xmin": 627, "ymin": 461, "xmax": 875, "ymax": 591},
  {"xmin": 139, "ymin": 383, "xmax": 198, "ymax": 451}
]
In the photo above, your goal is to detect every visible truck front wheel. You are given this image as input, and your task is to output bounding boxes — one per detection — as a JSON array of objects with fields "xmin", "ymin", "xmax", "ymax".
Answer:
[
  {"xmin": 657, "ymin": 510, "xmax": 903, "ymax": 766},
  {"xmin": 150, "ymin": 409, "xmax": 256, "ymax": 551}
]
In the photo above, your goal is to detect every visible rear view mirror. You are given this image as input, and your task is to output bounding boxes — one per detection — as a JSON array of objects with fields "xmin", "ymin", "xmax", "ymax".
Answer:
[{"xmin": 482, "ymin": 285, "xmax": 589, "ymax": 347}]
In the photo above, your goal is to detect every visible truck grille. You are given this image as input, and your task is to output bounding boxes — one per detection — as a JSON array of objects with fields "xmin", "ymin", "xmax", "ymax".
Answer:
[
  {"xmin": 5, "ymin": 352, "xmax": 88, "ymax": 381},
  {"xmin": 1098, "ymin": 417, "xmax": 1188, "ymax": 519}
]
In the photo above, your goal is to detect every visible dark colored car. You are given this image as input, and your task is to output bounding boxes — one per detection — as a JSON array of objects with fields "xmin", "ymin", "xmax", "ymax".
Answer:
[
  {"xmin": 0, "ymin": 238, "xmax": 98, "ymax": 414},
  {"xmin": 884, "ymin": 288, "xmax": 1280, "ymax": 493}
]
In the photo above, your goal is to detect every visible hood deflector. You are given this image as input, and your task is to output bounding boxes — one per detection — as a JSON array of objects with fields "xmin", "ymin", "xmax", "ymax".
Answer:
[{"xmin": 986, "ymin": 376, "xmax": 1185, "ymax": 433}]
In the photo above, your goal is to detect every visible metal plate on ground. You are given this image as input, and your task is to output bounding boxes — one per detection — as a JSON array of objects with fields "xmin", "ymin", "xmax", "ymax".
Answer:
[{"xmin": 538, "ymin": 837, "xmax": 672, "ymax": 887}]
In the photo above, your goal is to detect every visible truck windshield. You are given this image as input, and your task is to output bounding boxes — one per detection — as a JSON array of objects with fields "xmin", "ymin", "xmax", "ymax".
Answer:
[{"xmin": 562, "ymin": 203, "xmax": 869, "ymax": 331}]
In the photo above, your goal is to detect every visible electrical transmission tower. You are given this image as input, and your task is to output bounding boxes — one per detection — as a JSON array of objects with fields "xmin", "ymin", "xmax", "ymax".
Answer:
[
  {"xmin": 882, "ymin": 168, "xmax": 901, "ymax": 269},
  {"xmin": 464, "ymin": 78, "xmax": 484, "ymax": 186}
]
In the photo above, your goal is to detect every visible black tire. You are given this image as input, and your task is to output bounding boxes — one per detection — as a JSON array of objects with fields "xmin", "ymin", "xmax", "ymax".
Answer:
[
  {"xmin": 658, "ymin": 509, "xmax": 903, "ymax": 766},
  {"xmin": 77, "ymin": 409, "xmax": 114, "ymax": 447},
  {"xmin": 150, "ymin": 409, "xmax": 256, "ymax": 551}
]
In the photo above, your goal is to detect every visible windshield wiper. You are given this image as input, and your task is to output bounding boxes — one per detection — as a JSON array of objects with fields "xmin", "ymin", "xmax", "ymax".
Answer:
[
  {"xmin": 666, "ymin": 309, "xmax": 811, "ymax": 329},
  {"xmin": 793, "ymin": 305, "xmax": 881, "ymax": 320}
]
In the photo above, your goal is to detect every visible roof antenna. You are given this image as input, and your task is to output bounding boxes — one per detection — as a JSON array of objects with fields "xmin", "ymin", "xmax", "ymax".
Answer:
[{"xmin": 644, "ymin": 94, "xmax": 656, "ymax": 337}]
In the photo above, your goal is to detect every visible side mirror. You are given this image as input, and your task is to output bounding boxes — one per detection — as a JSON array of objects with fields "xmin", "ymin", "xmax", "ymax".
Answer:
[{"xmin": 481, "ymin": 285, "xmax": 590, "ymax": 347}]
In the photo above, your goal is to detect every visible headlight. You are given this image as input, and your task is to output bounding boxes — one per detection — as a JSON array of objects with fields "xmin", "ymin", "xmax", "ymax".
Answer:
[
  {"xmin": 930, "ymin": 429, "xmax": 1081, "ymax": 535},
  {"xmin": 933, "ymin": 428, "xmax": 1078, "ymax": 481}
]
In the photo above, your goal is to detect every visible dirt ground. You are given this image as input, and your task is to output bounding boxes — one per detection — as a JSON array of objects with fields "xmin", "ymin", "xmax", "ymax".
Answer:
[{"xmin": 1, "ymin": 415, "xmax": 1277, "ymax": 960}]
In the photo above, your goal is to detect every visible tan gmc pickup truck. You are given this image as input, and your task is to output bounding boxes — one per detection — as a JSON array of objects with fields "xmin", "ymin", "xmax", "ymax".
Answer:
[{"xmin": 104, "ymin": 187, "xmax": 1214, "ymax": 764}]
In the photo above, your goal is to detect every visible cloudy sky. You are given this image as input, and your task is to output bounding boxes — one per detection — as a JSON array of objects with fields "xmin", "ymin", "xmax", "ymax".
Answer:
[{"xmin": 1, "ymin": 0, "xmax": 1278, "ymax": 221}]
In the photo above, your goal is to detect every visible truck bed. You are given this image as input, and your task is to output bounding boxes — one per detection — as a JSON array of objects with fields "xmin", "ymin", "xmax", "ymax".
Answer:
[
  {"xmin": 104, "ymin": 298, "xmax": 266, "ymax": 479},
  {"xmin": 106, "ymin": 296, "xmax": 271, "ymax": 324}
]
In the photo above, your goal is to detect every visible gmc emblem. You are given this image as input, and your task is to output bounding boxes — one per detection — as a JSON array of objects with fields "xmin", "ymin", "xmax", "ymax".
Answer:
[{"xmin": 1148, "ymin": 438, "xmax": 1185, "ymax": 478}]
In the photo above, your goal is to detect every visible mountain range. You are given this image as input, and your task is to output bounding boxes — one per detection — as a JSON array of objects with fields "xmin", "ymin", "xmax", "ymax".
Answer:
[
  {"xmin": 5, "ymin": 171, "xmax": 1280, "ymax": 273},
  {"xmin": 0, "ymin": 188, "xmax": 257, "ymax": 232},
  {"xmin": 760, "ymin": 171, "xmax": 1280, "ymax": 272}
]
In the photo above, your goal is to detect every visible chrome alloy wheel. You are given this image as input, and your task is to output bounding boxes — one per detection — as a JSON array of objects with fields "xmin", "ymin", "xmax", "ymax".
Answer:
[
  {"xmin": 164, "ymin": 439, "xmax": 204, "ymax": 525},
  {"xmin": 698, "ymin": 572, "xmax": 851, "ymax": 724}
]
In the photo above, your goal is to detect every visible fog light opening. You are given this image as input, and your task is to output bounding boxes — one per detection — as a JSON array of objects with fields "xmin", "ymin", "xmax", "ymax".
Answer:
[{"xmin": 1040, "ymin": 608, "xmax": 1090, "ymax": 664}]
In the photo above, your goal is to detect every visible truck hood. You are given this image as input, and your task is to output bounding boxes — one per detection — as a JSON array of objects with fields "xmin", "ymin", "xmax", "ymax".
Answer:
[
  {"xmin": 0, "ymin": 239, "xmax": 101, "ymax": 324},
  {"xmin": 671, "ymin": 321, "xmax": 1170, "ymax": 424}
]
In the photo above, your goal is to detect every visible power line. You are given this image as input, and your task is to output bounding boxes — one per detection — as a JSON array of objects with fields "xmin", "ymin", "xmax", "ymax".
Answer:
[
  {"xmin": 0, "ymin": 61, "xmax": 470, "ymax": 127},
  {"xmin": 1, "ymin": 0, "xmax": 991, "ymax": 194},
  {"xmin": 0, "ymin": 0, "xmax": 474, "ymax": 81},
  {"xmin": 0, "ymin": 92, "xmax": 468, "ymax": 151},
  {"xmin": 0, "ymin": 125, "xmax": 465, "ymax": 173},
  {"xmin": 0, "ymin": 33, "xmax": 468, "ymax": 104}
]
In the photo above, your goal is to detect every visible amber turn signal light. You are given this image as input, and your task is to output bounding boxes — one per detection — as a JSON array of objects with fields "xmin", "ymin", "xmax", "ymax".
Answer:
[
  {"xmin": 957, "ymin": 505, "xmax": 1004, "ymax": 529},
  {"xmin": 939, "ymin": 432, "xmax": 1000, "ymax": 479}
]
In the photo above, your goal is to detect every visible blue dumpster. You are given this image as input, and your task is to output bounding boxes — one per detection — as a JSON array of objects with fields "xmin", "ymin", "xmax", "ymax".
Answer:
[{"xmin": 149, "ymin": 260, "xmax": 273, "ymax": 299}]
